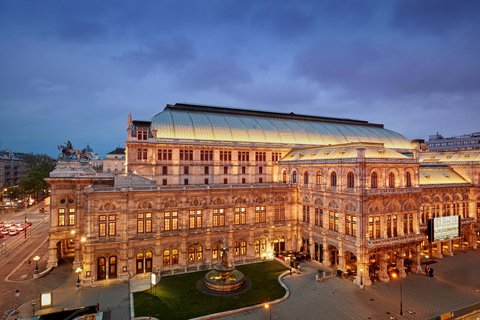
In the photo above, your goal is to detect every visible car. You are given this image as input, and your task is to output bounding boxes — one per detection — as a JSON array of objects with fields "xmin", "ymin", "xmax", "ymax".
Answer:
[
  {"xmin": 1, "ymin": 228, "xmax": 9, "ymax": 235},
  {"xmin": 0, "ymin": 232, "xmax": 3, "ymax": 239},
  {"xmin": 9, "ymin": 228, "xmax": 19, "ymax": 235}
]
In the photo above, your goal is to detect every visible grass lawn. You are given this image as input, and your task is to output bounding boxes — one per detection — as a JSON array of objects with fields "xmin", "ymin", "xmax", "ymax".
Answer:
[{"xmin": 134, "ymin": 260, "xmax": 288, "ymax": 320}]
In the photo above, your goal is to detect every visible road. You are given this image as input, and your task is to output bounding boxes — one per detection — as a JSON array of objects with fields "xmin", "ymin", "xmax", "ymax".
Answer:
[{"xmin": 0, "ymin": 202, "xmax": 57, "ymax": 316}]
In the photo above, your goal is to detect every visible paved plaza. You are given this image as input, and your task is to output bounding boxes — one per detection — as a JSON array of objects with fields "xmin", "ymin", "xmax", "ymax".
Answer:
[{"xmin": 3, "ymin": 238, "xmax": 480, "ymax": 320}]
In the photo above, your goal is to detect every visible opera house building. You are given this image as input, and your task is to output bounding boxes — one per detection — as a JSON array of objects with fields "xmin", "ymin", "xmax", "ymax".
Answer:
[{"xmin": 46, "ymin": 103, "xmax": 480, "ymax": 287}]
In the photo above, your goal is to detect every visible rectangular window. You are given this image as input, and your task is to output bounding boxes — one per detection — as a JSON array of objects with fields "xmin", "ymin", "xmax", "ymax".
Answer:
[
  {"xmin": 375, "ymin": 216, "xmax": 381, "ymax": 238},
  {"xmin": 241, "ymin": 178, "xmax": 246, "ymax": 184},
  {"xmin": 137, "ymin": 213, "xmax": 152, "ymax": 233},
  {"xmin": 108, "ymin": 215, "xmax": 116, "ymax": 236},
  {"xmin": 274, "ymin": 206, "xmax": 285, "ymax": 222},
  {"xmin": 255, "ymin": 151, "xmax": 266, "ymax": 162},
  {"xmin": 204, "ymin": 166, "xmax": 209, "ymax": 174},
  {"xmin": 345, "ymin": 214, "xmax": 356, "ymax": 237},
  {"xmin": 164, "ymin": 211, "xmax": 178, "ymax": 231},
  {"xmin": 180, "ymin": 149, "xmax": 193, "ymax": 161},
  {"xmin": 68, "ymin": 208, "xmax": 75, "ymax": 226},
  {"xmin": 137, "ymin": 148, "xmax": 148, "ymax": 160},
  {"xmin": 162, "ymin": 166, "xmax": 168, "ymax": 175},
  {"xmin": 99, "ymin": 215, "xmax": 106, "ymax": 237},
  {"xmin": 162, "ymin": 179, "xmax": 167, "ymax": 185},
  {"xmin": 223, "ymin": 178, "xmax": 228, "ymax": 184},
  {"xmin": 234, "ymin": 207, "xmax": 247, "ymax": 225},
  {"xmin": 241, "ymin": 166, "xmax": 246, "ymax": 174},
  {"xmin": 184, "ymin": 166, "xmax": 189, "ymax": 174},
  {"xmin": 58, "ymin": 208, "xmax": 65, "ymax": 226},
  {"xmin": 302, "ymin": 205, "xmax": 310, "ymax": 223},
  {"xmin": 220, "ymin": 151, "xmax": 232, "ymax": 161},
  {"xmin": 137, "ymin": 129, "xmax": 148, "ymax": 140},
  {"xmin": 259, "ymin": 166, "xmax": 263, "ymax": 174},
  {"xmin": 259, "ymin": 177, "xmax": 263, "ymax": 183},
  {"xmin": 189, "ymin": 210, "xmax": 202, "ymax": 229},
  {"xmin": 271, "ymin": 152, "xmax": 282, "ymax": 162},
  {"xmin": 238, "ymin": 151, "xmax": 249, "ymax": 162},
  {"xmin": 212, "ymin": 208, "xmax": 225, "ymax": 227},
  {"xmin": 137, "ymin": 213, "xmax": 144, "ymax": 233},
  {"xmin": 158, "ymin": 149, "xmax": 172, "ymax": 161},
  {"xmin": 200, "ymin": 150, "xmax": 214, "ymax": 161},
  {"xmin": 184, "ymin": 179, "xmax": 189, "ymax": 185},
  {"xmin": 223, "ymin": 166, "xmax": 228, "ymax": 174},
  {"xmin": 255, "ymin": 206, "xmax": 266, "ymax": 223},
  {"xmin": 204, "ymin": 178, "xmax": 209, "ymax": 185}
]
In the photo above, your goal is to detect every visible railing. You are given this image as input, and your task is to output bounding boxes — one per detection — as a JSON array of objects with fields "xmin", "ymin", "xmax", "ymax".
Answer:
[
  {"xmin": 366, "ymin": 187, "xmax": 421, "ymax": 195},
  {"xmin": 85, "ymin": 182, "xmax": 295, "ymax": 193},
  {"xmin": 367, "ymin": 233, "xmax": 425, "ymax": 248}
]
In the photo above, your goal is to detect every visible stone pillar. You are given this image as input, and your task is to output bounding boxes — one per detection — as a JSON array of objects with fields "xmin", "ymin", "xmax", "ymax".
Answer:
[
  {"xmin": 444, "ymin": 240, "xmax": 454, "ymax": 256},
  {"xmin": 338, "ymin": 245, "xmax": 345, "ymax": 272},
  {"xmin": 309, "ymin": 232, "xmax": 315, "ymax": 259},
  {"xmin": 433, "ymin": 242, "xmax": 443, "ymax": 258},
  {"xmin": 378, "ymin": 253, "xmax": 390, "ymax": 282},
  {"xmin": 73, "ymin": 237, "xmax": 82, "ymax": 271},
  {"xmin": 47, "ymin": 238, "xmax": 59, "ymax": 268},
  {"xmin": 412, "ymin": 245, "xmax": 422, "ymax": 274},
  {"xmin": 323, "ymin": 239, "xmax": 331, "ymax": 267}
]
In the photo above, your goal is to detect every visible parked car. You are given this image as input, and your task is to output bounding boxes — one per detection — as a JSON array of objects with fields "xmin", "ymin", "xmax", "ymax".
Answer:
[
  {"xmin": 9, "ymin": 228, "xmax": 19, "ymax": 235},
  {"xmin": 1, "ymin": 228, "xmax": 9, "ymax": 235}
]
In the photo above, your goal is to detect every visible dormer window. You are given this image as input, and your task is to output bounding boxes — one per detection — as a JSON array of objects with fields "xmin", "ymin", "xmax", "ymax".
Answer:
[{"xmin": 137, "ymin": 128, "xmax": 148, "ymax": 140}]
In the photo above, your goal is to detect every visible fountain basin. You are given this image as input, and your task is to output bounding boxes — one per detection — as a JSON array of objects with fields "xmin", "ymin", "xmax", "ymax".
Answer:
[{"xmin": 204, "ymin": 269, "xmax": 246, "ymax": 293}]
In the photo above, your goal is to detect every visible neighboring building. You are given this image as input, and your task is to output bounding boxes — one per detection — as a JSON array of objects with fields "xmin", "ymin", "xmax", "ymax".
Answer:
[
  {"xmin": 46, "ymin": 103, "xmax": 480, "ymax": 288},
  {"xmin": 427, "ymin": 132, "xmax": 480, "ymax": 151},
  {"xmin": 103, "ymin": 147, "xmax": 125, "ymax": 173},
  {"xmin": 0, "ymin": 150, "xmax": 28, "ymax": 187}
]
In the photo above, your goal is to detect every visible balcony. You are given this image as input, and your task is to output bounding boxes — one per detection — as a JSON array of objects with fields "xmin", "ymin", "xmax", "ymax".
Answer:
[
  {"xmin": 366, "ymin": 187, "xmax": 421, "ymax": 196},
  {"xmin": 367, "ymin": 233, "xmax": 425, "ymax": 249}
]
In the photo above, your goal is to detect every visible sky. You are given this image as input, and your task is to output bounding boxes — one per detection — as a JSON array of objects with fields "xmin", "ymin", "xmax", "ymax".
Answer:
[{"xmin": 1, "ymin": 0, "xmax": 479, "ymax": 157}]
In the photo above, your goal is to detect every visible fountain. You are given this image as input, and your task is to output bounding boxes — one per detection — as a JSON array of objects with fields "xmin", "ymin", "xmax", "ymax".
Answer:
[{"xmin": 203, "ymin": 246, "xmax": 247, "ymax": 293}]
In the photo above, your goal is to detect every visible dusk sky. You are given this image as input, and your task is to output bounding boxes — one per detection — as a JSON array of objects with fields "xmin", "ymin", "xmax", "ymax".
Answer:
[{"xmin": 1, "ymin": 0, "xmax": 479, "ymax": 157}]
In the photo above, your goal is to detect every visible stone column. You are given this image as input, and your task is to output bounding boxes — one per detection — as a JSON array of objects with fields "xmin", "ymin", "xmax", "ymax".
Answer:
[
  {"xmin": 412, "ymin": 245, "xmax": 422, "ymax": 274},
  {"xmin": 338, "ymin": 244, "xmax": 345, "ymax": 272},
  {"xmin": 397, "ymin": 254, "xmax": 406, "ymax": 278},
  {"xmin": 47, "ymin": 238, "xmax": 59, "ymax": 268},
  {"xmin": 444, "ymin": 240, "xmax": 453, "ymax": 256},
  {"xmin": 433, "ymin": 242, "xmax": 443, "ymax": 258},
  {"xmin": 323, "ymin": 239, "xmax": 331, "ymax": 267},
  {"xmin": 378, "ymin": 253, "xmax": 390, "ymax": 282}
]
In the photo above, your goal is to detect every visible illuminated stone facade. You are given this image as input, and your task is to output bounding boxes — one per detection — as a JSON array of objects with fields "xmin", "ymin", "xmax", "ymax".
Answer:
[{"xmin": 46, "ymin": 104, "xmax": 480, "ymax": 287}]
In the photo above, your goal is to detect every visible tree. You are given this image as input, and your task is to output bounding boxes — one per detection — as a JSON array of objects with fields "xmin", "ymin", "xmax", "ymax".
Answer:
[{"xmin": 18, "ymin": 154, "xmax": 56, "ymax": 201}]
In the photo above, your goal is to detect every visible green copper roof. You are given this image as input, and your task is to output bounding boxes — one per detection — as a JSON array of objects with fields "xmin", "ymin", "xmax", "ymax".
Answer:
[{"xmin": 149, "ymin": 103, "xmax": 413, "ymax": 149}]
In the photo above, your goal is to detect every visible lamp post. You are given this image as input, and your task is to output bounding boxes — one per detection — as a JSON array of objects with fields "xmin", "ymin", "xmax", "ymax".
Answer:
[
  {"xmin": 75, "ymin": 267, "xmax": 82, "ymax": 287},
  {"xmin": 1, "ymin": 188, "xmax": 7, "ymax": 216},
  {"xmin": 359, "ymin": 267, "xmax": 364, "ymax": 289},
  {"xmin": 33, "ymin": 256, "xmax": 40, "ymax": 274},
  {"xmin": 264, "ymin": 302, "xmax": 271, "ymax": 320},
  {"xmin": 391, "ymin": 272, "xmax": 403, "ymax": 316},
  {"xmin": 31, "ymin": 301, "xmax": 36, "ymax": 316}
]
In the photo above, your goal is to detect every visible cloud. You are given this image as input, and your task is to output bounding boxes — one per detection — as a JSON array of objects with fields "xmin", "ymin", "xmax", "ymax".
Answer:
[
  {"xmin": 30, "ymin": 78, "xmax": 69, "ymax": 93},
  {"xmin": 117, "ymin": 36, "xmax": 196, "ymax": 75},
  {"xmin": 57, "ymin": 19, "xmax": 108, "ymax": 42},
  {"xmin": 391, "ymin": 0, "xmax": 480, "ymax": 35}
]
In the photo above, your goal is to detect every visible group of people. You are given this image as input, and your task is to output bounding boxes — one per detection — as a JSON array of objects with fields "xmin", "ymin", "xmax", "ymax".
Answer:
[{"xmin": 425, "ymin": 265, "xmax": 434, "ymax": 277}]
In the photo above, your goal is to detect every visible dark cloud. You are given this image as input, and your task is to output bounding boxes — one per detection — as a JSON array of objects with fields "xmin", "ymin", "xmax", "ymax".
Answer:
[
  {"xmin": 117, "ymin": 37, "xmax": 196, "ymax": 74},
  {"xmin": 391, "ymin": 0, "xmax": 480, "ymax": 35},
  {"xmin": 178, "ymin": 56, "xmax": 252, "ymax": 91},
  {"xmin": 57, "ymin": 20, "xmax": 107, "ymax": 42}
]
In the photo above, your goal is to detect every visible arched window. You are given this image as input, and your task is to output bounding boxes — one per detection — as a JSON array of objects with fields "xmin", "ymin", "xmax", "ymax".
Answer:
[
  {"xmin": 188, "ymin": 244, "xmax": 203, "ymax": 263},
  {"xmin": 282, "ymin": 170, "xmax": 287, "ymax": 183},
  {"xmin": 163, "ymin": 249, "xmax": 170, "ymax": 266},
  {"xmin": 406, "ymin": 172, "xmax": 412, "ymax": 187},
  {"xmin": 371, "ymin": 172, "xmax": 378, "ymax": 189},
  {"xmin": 172, "ymin": 249, "xmax": 179, "ymax": 265},
  {"xmin": 389, "ymin": 172, "xmax": 395, "ymax": 188},
  {"xmin": 330, "ymin": 172, "xmax": 337, "ymax": 187},
  {"xmin": 347, "ymin": 172, "xmax": 354, "ymax": 188},
  {"xmin": 304, "ymin": 171, "xmax": 309, "ymax": 185},
  {"xmin": 316, "ymin": 171, "xmax": 322, "ymax": 185},
  {"xmin": 292, "ymin": 171, "xmax": 297, "ymax": 183}
]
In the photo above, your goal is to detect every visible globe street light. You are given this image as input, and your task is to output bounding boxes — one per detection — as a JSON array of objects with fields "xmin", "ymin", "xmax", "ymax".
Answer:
[
  {"xmin": 391, "ymin": 272, "xmax": 403, "ymax": 316},
  {"xmin": 33, "ymin": 256, "xmax": 40, "ymax": 274},
  {"xmin": 75, "ymin": 267, "xmax": 82, "ymax": 287},
  {"xmin": 264, "ymin": 302, "xmax": 271, "ymax": 320}
]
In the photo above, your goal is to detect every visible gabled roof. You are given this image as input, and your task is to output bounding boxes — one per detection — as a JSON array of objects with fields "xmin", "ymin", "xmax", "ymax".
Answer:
[
  {"xmin": 419, "ymin": 167, "xmax": 470, "ymax": 186},
  {"xmin": 280, "ymin": 143, "xmax": 412, "ymax": 162},
  {"xmin": 420, "ymin": 150, "xmax": 480, "ymax": 163},
  {"xmin": 149, "ymin": 103, "xmax": 413, "ymax": 149}
]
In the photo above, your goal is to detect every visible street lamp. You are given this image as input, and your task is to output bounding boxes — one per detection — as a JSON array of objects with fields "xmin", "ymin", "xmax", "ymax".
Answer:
[
  {"xmin": 359, "ymin": 267, "xmax": 364, "ymax": 288},
  {"xmin": 31, "ymin": 301, "xmax": 37, "ymax": 316},
  {"xmin": 391, "ymin": 272, "xmax": 403, "ymax": 316},
  {"xmin": 264, "ymin": 302, "xmax": 271, "ymax": 320},
  {"xmin": 0, "ymin": 188, "xmax": 7, "ymax": 216},
  {"xmin": 33, "ymin": 256, "xmax": 40, "ymax": 274},
  {"xmin": 75, "ymin": 267, "xmax": 82, "ymax": 287}
]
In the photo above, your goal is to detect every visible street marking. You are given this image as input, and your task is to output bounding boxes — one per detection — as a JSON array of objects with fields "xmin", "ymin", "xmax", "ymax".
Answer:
[
  {"xmin": 4, "ymin": 236, "xmax": 48, "ymax": 282},
  {"xmin": 20, "ymin": 274, "xmax": 27, "ymax": 279}
]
